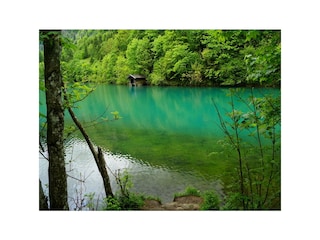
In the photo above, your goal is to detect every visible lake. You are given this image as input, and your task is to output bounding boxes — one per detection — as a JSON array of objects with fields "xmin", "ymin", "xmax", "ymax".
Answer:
[{"xmin": 39, "ymin": 84, "xmax": 280, "ymax": 209}]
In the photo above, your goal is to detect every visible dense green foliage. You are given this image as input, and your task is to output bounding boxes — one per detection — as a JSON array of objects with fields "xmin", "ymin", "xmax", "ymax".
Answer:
[
  {"xmin": 214, "ymin": 89, "xmax": 281, "ymax": 210},
  {"xmin": 200, "ymin": 191, "xmax": 221, "ymax": 210},
  {"xmin": 39, "ymin": 30, "xmax": 280, "ymax": 87}
]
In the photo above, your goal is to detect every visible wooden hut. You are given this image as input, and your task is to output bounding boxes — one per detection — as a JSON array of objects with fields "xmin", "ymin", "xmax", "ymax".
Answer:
[{"xmin": 127, "ymin": 74, "xmax": 147, "ymax": 86}]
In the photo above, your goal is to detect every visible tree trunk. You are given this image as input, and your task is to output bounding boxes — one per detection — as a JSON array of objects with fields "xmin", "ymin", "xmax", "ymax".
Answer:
[
  {"xmin": 39, "ymin": 179, "xmax": 48, "ymax": 210},
  {"xmin": 42, "ymin": 30, "xmax": 69, "ymax": 210},
  {"xmin": 97, "ymin": 146, "xmax": 114, "ymax": 197}
]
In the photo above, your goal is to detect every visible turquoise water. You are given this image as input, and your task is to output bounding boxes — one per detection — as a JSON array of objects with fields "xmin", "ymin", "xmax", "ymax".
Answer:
[
  {"xmin": 68, "ymin": 85, "xmax": 279, "ymax": 170},
  {"xmin": 39, "ymin": 84, "xmax": 280, "ymax": 206}
]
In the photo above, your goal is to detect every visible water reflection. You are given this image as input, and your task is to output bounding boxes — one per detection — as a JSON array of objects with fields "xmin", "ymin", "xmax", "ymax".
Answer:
[{"xmin": 39, "ymin": 139, "xmax": 224, "ymax": 209}]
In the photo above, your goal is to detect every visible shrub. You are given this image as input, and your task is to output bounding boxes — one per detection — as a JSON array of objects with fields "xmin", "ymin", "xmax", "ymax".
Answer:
[
  {"xmin": 221, "ymin": 192, "xmax": 243, "ymax": 210},
  {"xmin": 102, "ymin": 193, "xmax": 145, "ymax": 210},
  {"xmin": 102, "ymin": 196, "xmax": 121, "ymax": 210},
  {"xmin": 174, "ymin": 186, "xmax": 201, "ymax": 198},
  {"xmin": 200, "ymin": 191, "xmax": 221, "ymax": 210},
  {"xmin": 117, "ymin": 193, "xmax": 145, "ymax": 210},
  {"xmin": 102, "ymin": 170, "xmax": 145, "ymax": 210}
]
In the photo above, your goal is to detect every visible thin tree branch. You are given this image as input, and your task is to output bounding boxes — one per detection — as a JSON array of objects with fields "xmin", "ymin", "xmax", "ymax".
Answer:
[
  {"xmin": 39, "ymin": 150, "xmax": 48, "ymax": 161},
  {"xmin": 63, "ymin": 83, "xmax": 114, "ymax": 198}
]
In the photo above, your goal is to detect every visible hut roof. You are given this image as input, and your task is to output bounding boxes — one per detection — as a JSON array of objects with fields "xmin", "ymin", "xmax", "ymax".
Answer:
[{"xmin": 128, "ymin": 74, "xmax": 146, "ymax": 80}]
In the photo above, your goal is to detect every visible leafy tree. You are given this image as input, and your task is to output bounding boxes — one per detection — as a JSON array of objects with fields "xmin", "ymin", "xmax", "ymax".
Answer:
[
  {"xmin": 100, "ymin": 53, "xmax": 118, "ymax": 83},
  {"xmin": 126, "ymin": 37, "xmax": 154, "ymax": 76},
  {"xmin": 152, "ymin": 30, "xmax": 179, "ymax": 59},
  {"xmin": 62, "ymin": 58, "xmax": 94, "ymax": 82},
  {"xmin": 243, "ymin": 30, "xmax": 281, "ymax": 86},
  {"xmin": 150, "ymin": 31, "xmax": 192, "ymax": 84},
  {"xmin": 201, "ymin": 30, "xmax": 246, "ymax": 86},
  {"xmin": 113, "ymin": 30, "xmax": 134, "ymax": 52},
  {"xmin": 99, "ymin": 34, "xmax": 119, "ymax": 55},
  {"xmin": 114, "ymin": 55, "xmax": 132, "ymax": 84}
]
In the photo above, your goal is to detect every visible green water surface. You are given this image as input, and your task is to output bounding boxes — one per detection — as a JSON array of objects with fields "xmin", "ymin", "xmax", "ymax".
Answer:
[{"xmin": 47, "ymin": 85, "xmax": 280, "ymax": 181}]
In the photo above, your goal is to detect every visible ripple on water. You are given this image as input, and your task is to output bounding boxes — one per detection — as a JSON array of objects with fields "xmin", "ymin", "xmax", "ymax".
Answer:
[{"xmin": 39, "ymin": 139, "xmax": 224, "ymax": 209}]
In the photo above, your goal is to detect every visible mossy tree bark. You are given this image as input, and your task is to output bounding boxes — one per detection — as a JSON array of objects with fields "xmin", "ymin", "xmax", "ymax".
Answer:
[{"xmin": 42, "ymin": 30, "xmax": 69, "ymax": 210}]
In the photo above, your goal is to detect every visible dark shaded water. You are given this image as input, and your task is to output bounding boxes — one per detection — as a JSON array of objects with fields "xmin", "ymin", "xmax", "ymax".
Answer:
[{"xmin": 39, "ymin": 84, "xmax": 279, "ymax": 209}]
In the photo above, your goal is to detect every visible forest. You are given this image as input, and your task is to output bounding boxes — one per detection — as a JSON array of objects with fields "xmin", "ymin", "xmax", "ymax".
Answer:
[{"xmin": 39, "ymin": 30, "xmax": 280, "ymax": 87}]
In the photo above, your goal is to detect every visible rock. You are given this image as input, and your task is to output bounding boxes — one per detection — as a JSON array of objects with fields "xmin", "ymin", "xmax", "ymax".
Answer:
[
  {"xmin": 142, "ymin": 195, "xmax": 204, "ymax": 210},
  {"xmin": 173, "ymin": 195, "xmax": 204, "ymax": 204},
  {"xmin": 162, "ymin": 202, "xmax": 179, "ymax": 210},
  {"xmin": 141, "ymin": 199, "xmax": 163, "ymax": 210}
]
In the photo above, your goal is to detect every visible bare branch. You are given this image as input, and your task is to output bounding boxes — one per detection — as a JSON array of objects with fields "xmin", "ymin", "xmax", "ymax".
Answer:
[
  {"xmin": 63, "ymin": 83, "xmax": 114, "ymax": 198},
  {"xmin": 39, "ymin": 150, "xmax": 48, "ymax": 161}
]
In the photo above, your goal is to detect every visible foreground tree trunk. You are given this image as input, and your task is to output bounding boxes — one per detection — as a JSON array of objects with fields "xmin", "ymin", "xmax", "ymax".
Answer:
[
  {"xmin": 42, "ymin": 30, "xmax": 69, "ymax": 210},
  {"xmin": 97, "ymin": 146, "xmax": 114, "ymax": 197},
  {"xmin": 39, "ymin": 179, "xmax": 48, "ymax": 210}
]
